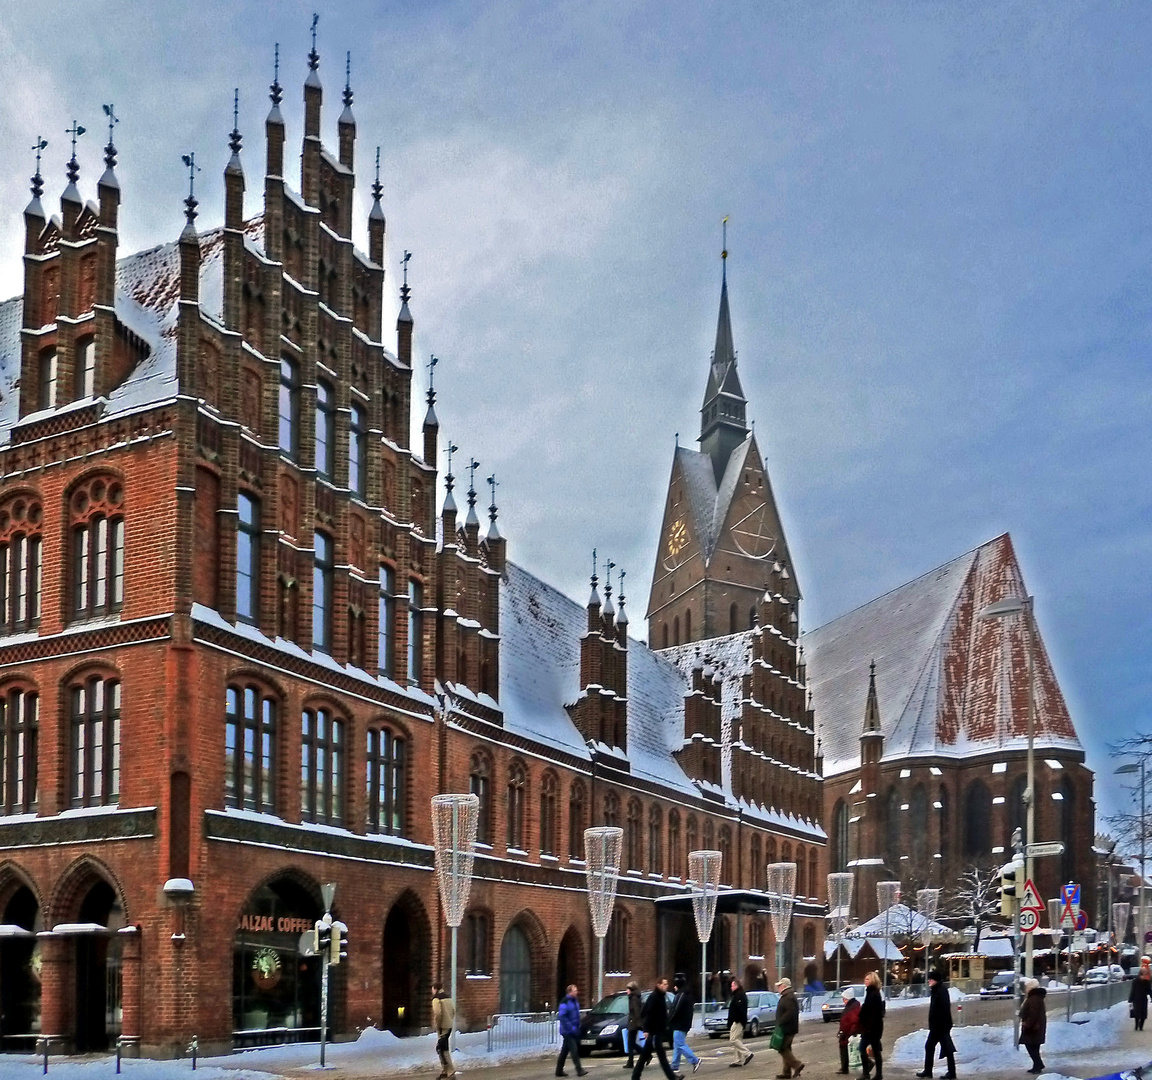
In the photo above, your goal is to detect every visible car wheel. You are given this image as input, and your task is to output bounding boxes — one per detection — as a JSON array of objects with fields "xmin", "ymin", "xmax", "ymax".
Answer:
[{"xmin": 748, "ymin": 1019, "xmax": 759, "ymax": 1038}]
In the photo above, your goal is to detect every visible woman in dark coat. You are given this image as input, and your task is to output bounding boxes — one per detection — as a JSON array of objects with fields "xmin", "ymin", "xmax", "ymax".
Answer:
[
  {"xmin": 1130, "ymin": 969, "xmax": 1151, "ymax": 1031},
  {"xmin": 858, "ymin": 971, "xmax": 886, "ymax": 1080},
  {"xmin": 916, "ymin": 970, "xmax": 956, "ymax": 1079},
  {"xmin": 1019, "ymin": 979, "xmax": 1047, "ymax": 1074}
]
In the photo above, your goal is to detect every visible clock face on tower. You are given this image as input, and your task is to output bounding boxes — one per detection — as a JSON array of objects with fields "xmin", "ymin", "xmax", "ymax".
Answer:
[{"xmin": 663, "ymin": 517, "xmax": 690, "ymax": 570}]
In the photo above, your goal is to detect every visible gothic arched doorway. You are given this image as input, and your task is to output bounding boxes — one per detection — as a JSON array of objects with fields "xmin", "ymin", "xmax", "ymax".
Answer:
[
  {"xmin": 73, "ymin": 880, "xmax": 125, "ymax": 1053},
  {"xmin": 555, "ymin": 926, "xmax": 586, "ymax": 1009},
  {"xmin": 499, "ymin": 924, "xmax": 532, "ymax": 1013},
  {"xmin": 382, "ymin": 891, "xmax": 430, "ymax": 1034},
  {"xmin": 0, "ymin": 883, "xmax": 42, "ymax": 1048}
]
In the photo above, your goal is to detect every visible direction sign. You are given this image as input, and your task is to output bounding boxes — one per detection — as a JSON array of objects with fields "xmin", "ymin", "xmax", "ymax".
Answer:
[
  {"xmin": 1020, "ymin": 908, "xmax": 1040, "ymax": 933},
  {"xmin": 1026, "ymin": 842, "xmax": 1065, "ymax": 859},
  {"xmin": 1020, "ymin": 878, "xmax": 1045, "ymax": 913}
]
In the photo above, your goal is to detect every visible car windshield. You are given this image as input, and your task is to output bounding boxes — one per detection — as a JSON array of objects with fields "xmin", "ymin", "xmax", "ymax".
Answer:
[
  {"xmin": 992, "ymin": 973, "xmax": 1014, "ymax": 985},
  {"xmin": 823, "ymin": 991, "xmax": 844, "ymax": 1003},
  {"xmin": 591, "ymin": 993, "xmax": 629, "ymax": 1015}
]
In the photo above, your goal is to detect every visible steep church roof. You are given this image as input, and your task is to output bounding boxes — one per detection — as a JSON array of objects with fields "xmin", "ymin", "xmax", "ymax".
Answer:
[{"xmin": 803, "ymin": 533, "xmax": 1082, "ymax": 776}]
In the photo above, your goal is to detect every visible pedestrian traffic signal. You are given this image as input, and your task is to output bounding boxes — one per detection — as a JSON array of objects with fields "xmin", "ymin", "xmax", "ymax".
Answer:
[
  {"xmin": 330, "ymin": 920, "xmax": 348, "ymax": 965},
  {"xmin": 999, "ymin": 859, "xmax": 1022, "ymax": 918}
]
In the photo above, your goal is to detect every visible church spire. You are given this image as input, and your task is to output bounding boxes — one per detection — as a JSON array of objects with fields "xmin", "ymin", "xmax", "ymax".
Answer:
[
  {"xmin": 862, "ymin": 660, "xmax": 883, "ymax": 735},
  {"xmin": 699, "ymin": 217, "xmax": 749, "ymax": 482}
]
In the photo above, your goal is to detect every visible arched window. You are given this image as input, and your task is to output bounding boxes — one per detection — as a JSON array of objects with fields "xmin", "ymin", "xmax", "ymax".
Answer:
[
  {"xmin": 540, "ymin": 770, "xmax": 558, "ymax": 856},
  {"xmin": 569, "ymin": 780, "xmax": 586, "ymax": 860},
  {"xmin": 911, "ymin": 785, "xmax": 928, "ymax": 866},
  {"xmin": 312, "ymin": 532, "xmax": 333, "ymax": 652},
  {"xmin": 668, "ymin": 810, "xmax": 682, "ymax": 878},
  {"xmin": 70, "ymin": 476, "xmax": 125, "ymax": 620},
  {"xmin": 71, "ymin": 674, "xmax": 120, "ymax": 807},
  {"xmin": 782, "ymin": 840, "xmax": 792, "ymax": 869},
  {"xmin": 750, "ymin": 833, "xmax": 762, "ymax": 887},
  {"xmin": 673, "ymin": 615, "xmax": 680, "ymax": 646},
  {"xmin": 802, "ymin": 924, "xmax": 816, "ymax": 959},
  {"xmin": 315, "ymin": 379, "xmax": 335, "ymax": 480},
  {"xmin": 1059, "ymin": 778, "xmax": 1076, "ymax": 883},
  {"xmin": 236, "ymin": 492, "xmax": 260, "ymax": 623},
  {"xmin": 766, "ymin": 836, "xmax": 777, "ymax": 867},
  {"xmin": 832, "ymin": 799, "xmax": 849, "ymax": 873},
  {"xmin": 366, "ymin": 726, "xmax": 405, "ymax": 835},
  {"xmin": 686, "ymin": 814, "xmax": 698, "ymax": 856},
  {"xmin": 703, "ymin": 818, "xmax": 714, "ymax": 850},
  {"xmin": 226, "ymin": 683, "xmax": 276, "ymax": 813},
  {"xmin": 0, "ymin": 493, "xmax": 43, "ymax": 634},
  {"xmin": 662, "ymin": 622, "xmax": 669, "ymax": 649},
  {"xmin": 605, "ymin": 905, "xmax": 630, "ymax": 973},
  {"xmin": 885, "ymin": 787, "xmax": 901, "ymax": 867},
  {"xmin": 469, "ymin": 751, "xmax": 492, "ymax": 844},
  {"xmin": 808, "ymin": 848, "xmax": 818, "ymax": 897},
  {"xmin": 278, "ymin": 356, "xmax": 299, "ymax": 456},
  {"xmin": 730, "ymin": 603, "xmax": 738, "ymax": 634},
  {"xmin": 796, "ymin": 844, "xmax": 807, "ymax": 896},
  {"xmin": 506, "ymin": 760, "xmax": 527, "ymax": 851},
  {"xmin": 463, "ymin": 909, "xmax": 492, "ymax": 975},
  {"xmin": 626, "ymin": 798, "xmax": 642, "ymax": 870},
  {"xmin": 938, "ymin": 786, "xmax": 950, "ymax": 862},
  {"xmin": 648, "ymin": 804, "xmax": 663, "ymax": 875},
  {"xmin": 963, "ymin": 780, "xmax": 992, "ymax": 859},
  {"xmin": 301, "ymin": 705, "xmax": 344, "ymax": 825},
  {"xmin": 0, "ymin": 685, "xmax": 37, "ymax": 814},
  {"xmin": 718, "ymin": 825, "xmax": 732, "ymax": 883},
  {"xmin": 604, "ymin": 790, "xmax": 619, "ymax": 828}
]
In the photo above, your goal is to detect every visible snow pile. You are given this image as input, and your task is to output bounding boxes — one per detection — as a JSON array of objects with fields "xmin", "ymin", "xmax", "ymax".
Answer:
[
  {"xmin": 0, "ymin": 1059, "xmax": 274, "ymax": 1080},
  {"xmin": 892, "ymin": 1001, "xmax": 1140, "ymax": 1073}
]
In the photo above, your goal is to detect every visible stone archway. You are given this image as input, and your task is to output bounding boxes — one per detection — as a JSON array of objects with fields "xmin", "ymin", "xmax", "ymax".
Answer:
[
  {"xmin": 498, "ymin": 910, "xmax": 548, "ymax": 1014},
  {"xmin": 381, "ymin": 890, "xmax": 431, "ymax": 1035},
  {"xmin": 0, "ymin": 868, "xmax": 43, "ymax": 1048},
  {"xmin": 555, "ymin": 926, "xmax": 587, "ymax": 1010}
]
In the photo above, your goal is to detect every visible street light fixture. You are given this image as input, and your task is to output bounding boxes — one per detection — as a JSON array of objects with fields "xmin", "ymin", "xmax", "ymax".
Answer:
[
  {"xmin": 1115, "ymin": 760, "xmax": 1147, "ymax": 950},
  {"xmin": 980, "ymin": 594, "xmax": 1036, "ymax": 978}
]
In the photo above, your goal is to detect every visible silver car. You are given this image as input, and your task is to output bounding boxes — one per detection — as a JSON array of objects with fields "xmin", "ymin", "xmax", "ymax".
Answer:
[{"xmin": 703, "ymin": 990, "xmax": 780, "ymax": 1039}]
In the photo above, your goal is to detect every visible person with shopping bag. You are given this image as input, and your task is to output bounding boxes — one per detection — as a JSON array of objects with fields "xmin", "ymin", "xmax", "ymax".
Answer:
[
  {"xmin": 916, "ymin": 970, "xmax": 956, "ymax": 1079},
  {"xmin": 837, "ymin": 987, "xmax": 861, "ymax": 1074},
  {"xmin": 771, "ymin": 978, "xmax": 803, "ymax": 1078}
]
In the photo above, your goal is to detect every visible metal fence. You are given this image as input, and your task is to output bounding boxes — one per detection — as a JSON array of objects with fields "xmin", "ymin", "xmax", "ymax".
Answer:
[
  {"xmin": 952, "ymin": 977, "xmax": 1130, "ymax": 1028},
  {"xmin": 486, "ymin": 1011, "xmax": 559, "ymax": 1054}
]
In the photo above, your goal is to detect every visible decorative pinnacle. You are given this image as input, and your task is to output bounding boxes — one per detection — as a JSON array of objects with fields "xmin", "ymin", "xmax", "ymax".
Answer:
[
  {"xmin": 308, "ymin": 13, "xmax": 320, "ymax": 71},
  {"xmin": 722, "ymin": 214, "xmax": 728, "ymax": 261},
  {"xmin": 181, "ymin": 152, "xmax": 202, "ymax": 225},
  {"xmin": 869, "ymin": 658, "xmax": 876, "ymax": 678},
  {"xmin": 445, "ymin": 441, "xmax": 459, "ymax": 493},
  {"xmin": 427, "ymin": 354, "xmax": 438, "ymax": 407},
  {"xmin": 65, "ymin": 121, "xmax": 86, "ymax": 184},
  {"xmin": 591, "ymin": 548, "xmax": 598, "ymax": 590},
  {"xmin": 467, "ymin": 459, "xmax": 479, "ymax": 507},
  {"xmin": 604, "ymin": 559, "xmax": 615, "ymax": 603},
  {"xmin": 372, "ymin": 146, "xmax": 383, "ymax": 202},
  {"xmin": 270, "ymin": 43, "xmax": 283, "ymax": 106},
  {"xmin": 229, "ymin": 89, "xmax": 242, "ymax": 155},
  {"xmin": 102, "ymin": 104, "xmax": 118, "ymax": 169},
  {"xmin": 487, "ymin": 474, "xmax": 499, "ymax": 522},
  {"xmin": 343, "ymin": 51, "xmax": 353, "ymax": 108},
  {"xmin": 401, "ymin": 249, "xmax": 411, "ymax": 304},
  {"xmin": 30, "ymin": 137, "xmax": 47, "ymax": 200},
  {"xmin": 617, "ymin": 568, "xmax": 626, "ymax": 605}
]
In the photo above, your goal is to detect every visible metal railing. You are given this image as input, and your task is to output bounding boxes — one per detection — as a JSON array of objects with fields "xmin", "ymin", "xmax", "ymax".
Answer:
[{"xmin": 486, "ymin": 1011, "xmax": 559, "ymax": 1054}]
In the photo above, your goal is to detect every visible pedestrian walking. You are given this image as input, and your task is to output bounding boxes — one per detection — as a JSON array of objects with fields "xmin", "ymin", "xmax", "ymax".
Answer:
[
  {"xmin": 837, "ymin": 987, "xmax": 861, "ymax": 1075},
  {"xmin": 725, "ymin": 977, "xmax": 754, "ymax": 1068},
  {"xmin": 858, "ymin": 971, "xmax": 886, "ymax": 1080},
  {"xmin": 669, "ymin": 975, "xmax": 701, "ymax": 1076},
  {"xmin": 624, "ymin": 981, "xmax": 643, "ymax": 1069},
  {"xmin": 1130, "ymin": 965, "xmax": 1151, "ymax": 1031},
  {"xmin": 631, "ymin": 977, "xmax": 678, "ymax": 1080},
  {"xmin": 773, "ymin": 977, "xmax": 804, "ymax": 1078},
  {"xmin": 1019, "ymin": 978, "xmax": 1047, "ymax": 1075},
  {"xmin": 916, "ymin": 969, "xmax": 956, "ymax": 1079},
  {"xmin": 431, "ymin": 981, "xmax": 456, "ymax": 1080},
  {"xmin": 556, "ymin": 983, "xmax": 588, "ymax": 1077}
]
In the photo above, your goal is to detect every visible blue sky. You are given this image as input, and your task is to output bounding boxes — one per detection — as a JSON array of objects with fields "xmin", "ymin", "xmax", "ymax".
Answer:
[{"xmin": 1, "ymin": 1, "xmax": 1149, "ymax": 831}]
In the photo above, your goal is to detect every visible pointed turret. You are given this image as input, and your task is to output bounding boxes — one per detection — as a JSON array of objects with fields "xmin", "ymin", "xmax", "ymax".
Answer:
[
  {"xmin": 369, "ymin": 147, "xmax": 386, "ymax": 267},
  {"xmin": 338, "ymin": 51, "xmax": 356, "ymax": 170},
  {"xmin": 24, "ymin": 137, "xmax": 47, "ymax": 246},
  {"xmin": 586, "ymin": 551, "xmax": 602, "ymax": 630},
  {"xmin": 93, "ymin": 107, "xmax": 120, "ymax": 399},
  {"xmin": 462, "ymin": 458, "xmax": 480, "ymax": 556},
  {"xmin": 265, "ymin": 45, "xmax": 286, "ymax": 263},
  {"xmin": 483, "ymin": 473, "xmax": 505, "ymax": 573},
  {"xmin": 301, "ymin": 15, "xmax": 323, "ymax": 207},
  {"xmin": 860, "ymin": 660, "xmax": 884, "ymax": 767},
  {"xmin": 423, "ymin": 355, "xmax": 439, "ymax": 467},
  {"xmin": 699, "ymin": 229, "xmax": 749, "ymax": 482},
  {"xmin": 223, "ymin": 91, "xmax": 245, "ymax": 332},
  {"xmin": 397, "ymin": 250, "xmax": 413, "ymax": 367}
]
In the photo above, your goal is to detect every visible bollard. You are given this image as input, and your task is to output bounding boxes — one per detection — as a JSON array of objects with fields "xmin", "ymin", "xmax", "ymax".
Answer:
[
  {"xmin": 41, "ymin": 1037, "xmax": 48, "ymax": 1074},
  {"xmin": 116, "ymin": 1036, "xmax": 122, "ymax": 1073}
]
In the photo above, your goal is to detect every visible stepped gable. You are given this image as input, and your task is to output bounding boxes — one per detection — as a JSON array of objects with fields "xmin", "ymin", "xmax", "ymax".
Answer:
[{"xmin": 804, "ymin": 532, "xmax": 1081, "ymax": 777}]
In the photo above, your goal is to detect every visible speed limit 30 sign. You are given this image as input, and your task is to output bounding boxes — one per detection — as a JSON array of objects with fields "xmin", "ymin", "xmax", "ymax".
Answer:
[{"xmin": 1020, "ymin": 908, "xmax": 1040, "ymax": 933}]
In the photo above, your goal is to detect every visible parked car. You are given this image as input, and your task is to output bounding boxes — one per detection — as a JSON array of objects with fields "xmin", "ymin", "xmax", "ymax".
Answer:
[
  {"xmin": 703, "ymin": 990, "xmax": 780, "ymax": 1038},
  {"xmin": 1084, "ymin": 965, "xmax": 1127, "ymax": 985},
  {"xmin": 820, "ymin": 985, "xmax": 867, "ymax": 1022},
  {"xmin": 980, "ymin": 971, "xmax": 1017, "ymax": 997},
  {"xmin": 578, "ymin": 990, "xmax": 674, "ymax": 1055}
]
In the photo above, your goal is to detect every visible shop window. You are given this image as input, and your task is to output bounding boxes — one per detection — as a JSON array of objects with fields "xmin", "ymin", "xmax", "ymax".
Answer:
[
  {"xmin": 301, "ymin": 706, "xmax": 344, "ymax": 825},
  {"xmin": 225, "ymin": 684, "xmax": 276, "ymax": 814},
  {"xmin": 366, "ymin": 726, "xmax": 405, "ymax": 835},
  {"xmin": 70, "ymin": 675, "xmax": 120, "ymax": 807},
  {"xmin": 0, "ymin": 686, "xmax": 37, "ymax": 814}
]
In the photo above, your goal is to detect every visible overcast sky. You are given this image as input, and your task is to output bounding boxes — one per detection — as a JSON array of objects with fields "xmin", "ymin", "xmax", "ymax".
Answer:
[{"xmin": 2, "ymin": 1, "xmax": 1149, "ymax": 834}]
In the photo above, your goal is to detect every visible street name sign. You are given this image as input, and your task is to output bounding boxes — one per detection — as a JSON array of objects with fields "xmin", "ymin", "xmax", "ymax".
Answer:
[{"xmin": 1026, "ymin": 842, "xmax": 1065, "ymax": 859}]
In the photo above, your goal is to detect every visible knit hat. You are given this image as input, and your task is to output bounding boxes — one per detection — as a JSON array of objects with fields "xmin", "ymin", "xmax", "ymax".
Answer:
[
  {"xmin": 842, "ymin": 987, "xmax": 856, "ymax": 1001},
  {"xmin": 928, "ymin": 969, "xmax": 944, "ymax": 983},
  {"xmin": 1024, "ymin": 978, "xmax": 1039, "ymax": 992}
]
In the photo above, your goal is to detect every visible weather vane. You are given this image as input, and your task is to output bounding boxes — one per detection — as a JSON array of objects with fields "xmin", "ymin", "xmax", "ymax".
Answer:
[
  {"xmin": 591, "ymin": 548, "xmax": 598, "ymax": 585},
  {"xmin": 102, "ymin": 104, "xmax": 118, "ymax": 145},
  {"xmin": 445, "ymin": 441, "xmax": 459, "ymax": 487},
  {"xmin": 344, "ymin": 51, "xmax": 353, "ymax": 107},
  {"xmin": 402, "ymin": 250, "xmax": 411, "ymax": 287},
  {"xmin": 30, "ymin": 137, "xmax": 47, "ymax": 199},
  {"xmin": 487, "ymin": 474, "xmax": 499, "ymax": 511},
  {"xmin": 467, "ymin": 458, "xmax": 479, "ymax": 493},
  {"xmin": 66, "ymin": 120, "xmax": 86, "ymax": 156},
  {"xmin": 605, "ymin": 558, "xmax": 616, "ymax": 596},
  {"xmin": 181, "ymin": 153, "xmax": 202, "ymax": 200},
  {"xmin": 722, "ymin": 214, "xmax": 729, "ymax": 261},
  {"xmin": 308, "ymin": 12, "xmax": 320, "ymax": 69}
]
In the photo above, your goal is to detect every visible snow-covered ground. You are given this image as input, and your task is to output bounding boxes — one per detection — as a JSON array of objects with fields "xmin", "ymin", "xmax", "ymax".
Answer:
[
  {"xmin": 0, "ymin": 1060, "xmax": 275, "ymax": 1080},
  {"xmin": 893, "ymin": 1000, "xmax": 1151, "ymax": 1076}
]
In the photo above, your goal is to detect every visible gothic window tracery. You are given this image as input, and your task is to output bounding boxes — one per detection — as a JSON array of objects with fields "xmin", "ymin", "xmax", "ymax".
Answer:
[
  {"xmin": 0, "ymin": 494, "xmax": 42, "ymax": 634},
  {"xmin": 69, "ymin": 475, "xmax": 125, "ymax": 620}
]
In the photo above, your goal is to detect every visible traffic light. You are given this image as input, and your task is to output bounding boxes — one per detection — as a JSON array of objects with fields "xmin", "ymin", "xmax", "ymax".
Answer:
[
  {"xmin": 314, "ymin": 915, "xmax": 333, "ymax": 956},
  {"xmin": 330, "ymin": 920, "xmax": 348, "ymax": 965},
  {"xmin": 999, "ymin": 858, "xmax": 1023, "ymax": 918}
]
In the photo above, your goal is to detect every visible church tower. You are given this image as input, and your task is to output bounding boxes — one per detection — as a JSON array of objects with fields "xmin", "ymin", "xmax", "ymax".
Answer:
[{"xmin": 647, "ymin": 239, "xmax": 799, "ymax": 648}]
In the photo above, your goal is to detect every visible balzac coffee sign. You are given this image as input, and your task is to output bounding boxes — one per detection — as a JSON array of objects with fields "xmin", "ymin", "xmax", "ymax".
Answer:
[{"xmin": 238, "ymin": 913, "xmax": 314, "ymax": 935}]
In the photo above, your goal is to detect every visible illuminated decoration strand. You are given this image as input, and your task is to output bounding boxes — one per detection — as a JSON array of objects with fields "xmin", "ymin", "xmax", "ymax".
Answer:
[
  {"xmin": 585, "ymin": 826, "xmax": 624, "ymax": 1001},
  {"xmin": 689, "ymin": 849, "xmax": 723, "ymax": 1009},
  {"xmin": 768, "ymin": 861, "xmax": 797, "ymax": 982}
]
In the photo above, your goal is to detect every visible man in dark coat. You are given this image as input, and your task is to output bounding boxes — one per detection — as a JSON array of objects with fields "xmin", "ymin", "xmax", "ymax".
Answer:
[
  {"xmin": 624, "ymin": 981, "xmax": 643, "ymax": 1069},
  {"xmin": 774, "ymin": 978, "xmax": 804, "ymax": 1078},
  {"xmin": 669, "ymin": 975, "xmax": 701, "ymax": 1076},
  {"xmin": 916, "ymin": 970, "xmax": 956, "ymax": 1079},
  {"xmin": 1130, "ymin": 967, "xmax": 1151, "ymax": 1031},
  {"xmin": 726, "ymin": 977, "xmax": 753, "ymax": 1068},
  {"xmin": 631, "ymin": 977, "xmax": 678, "ymax": 1080},
  {"xmin": 837, "ymin": 989, "xmax": 861, "ymax": 1075},
  {"xmin": 1019, "ymin": 979, "xmax": 1047, "ymax": 1074},
  {"xmin": 858, "ymin": 971, "xmax": 886, "ymax": 1080}
]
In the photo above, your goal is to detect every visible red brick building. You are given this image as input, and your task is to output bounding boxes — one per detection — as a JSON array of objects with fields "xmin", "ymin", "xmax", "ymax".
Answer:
[{"xmin": 0, "ymin": 42, "xmax": 824, "ymax": 1056}]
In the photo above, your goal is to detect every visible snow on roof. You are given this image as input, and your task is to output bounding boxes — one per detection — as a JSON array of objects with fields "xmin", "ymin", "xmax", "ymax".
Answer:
[
  {"xmin": 847, "ymin": 902, "xmax": 952, "ymax": 939},
  {"xmin": 675, "ymin": 445, "xmax": 719, "ymax": 554},
  {"xmin": 803, "ymin": 534, "xmax": 1082, "ymax": 776}
]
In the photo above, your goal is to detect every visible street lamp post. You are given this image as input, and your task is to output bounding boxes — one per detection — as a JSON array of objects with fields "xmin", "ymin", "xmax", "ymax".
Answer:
[
  {"xmin": 1115, "ymin": 759, "xmax": 1147, "ymax": 952},
  {"xmin": 980, "ymin": 595, "xmax": 1036, "ymax": 978}
]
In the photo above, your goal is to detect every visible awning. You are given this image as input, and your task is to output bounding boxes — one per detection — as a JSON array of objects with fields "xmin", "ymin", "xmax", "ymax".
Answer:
[{"xmin": 654, "ymin": 888, "xmax": 825, "ymax": 919}]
